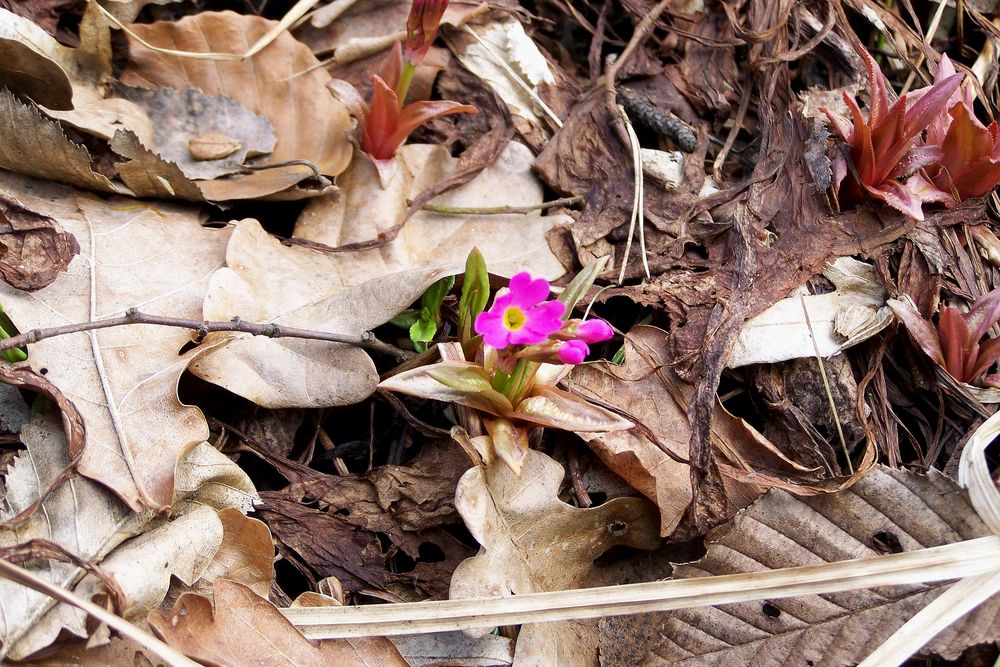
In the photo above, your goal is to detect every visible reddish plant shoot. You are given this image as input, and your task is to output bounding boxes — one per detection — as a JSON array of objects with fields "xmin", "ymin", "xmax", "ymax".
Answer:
[{"xmin": 888, "ymin": 289, "xmax": 1000, "ymax": 388}]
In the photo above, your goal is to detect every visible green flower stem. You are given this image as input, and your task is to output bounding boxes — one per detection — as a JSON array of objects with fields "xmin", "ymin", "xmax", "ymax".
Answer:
[
  {"xmin": 395, "ymin": 61, "xmax": 417, "ymax": 105},
  {"xmin": 504, "ymin": 358, "xmax": 538, "ymax": 405}
]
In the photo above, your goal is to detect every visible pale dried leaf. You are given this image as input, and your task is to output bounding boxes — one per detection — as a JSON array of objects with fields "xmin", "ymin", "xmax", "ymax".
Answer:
[
  {"xmin": 293, "ymin": 142, "xmax": 567, "ymax": 280},
  {"xmin": 115, "ymin": 85, "xmax": 276, "ymax": 181},
  {"xmin": 149, "ymin": 579, "xmax": 408, "ymax": 667},
  {"xmin": 601, "ymin": 466, "xmax": 1000, "ymax": 665},
  {"xmin": 190, "ymin": 219, "xmax": 461, "ymax": 408},
  {"xmin": 450, "ymin": 449, "xmax": 661, "ymax": 666},
  {"xmin": 109, "ymin": 129, "xmax": 204, "ymax": 200},
  {"xmin": 0, "ymin": 399, "xmax": 256, "ymax": 659},
  {"xmin": 0, "ymin": 7, "xmax": 72, "ymax": 109},
  {"xmin": 121, "ymin": 11, "xmax": 353, "ymax": 198},
  {"xmin": 729, "ymin": 257, "xmax": 892, "ymax": 367},
  {"xmin": 0, "ymin": 170, "xmax": 230, "ymax": 512},
  {"xmin": 391, "ymin": 631, "xmax": 513, "ymax": 667}
]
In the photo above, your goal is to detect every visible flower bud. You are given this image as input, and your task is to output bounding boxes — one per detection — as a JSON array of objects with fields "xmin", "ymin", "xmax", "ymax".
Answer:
[
  {"xmin": 575, "ymin": 318, "xmax": 614, "ymax": 343},
  {"xmin": 557, "ymin": 340, "xmax": 589, "ymax": 365},
  {"xmin": 405, "ymin": 0, "xmax": 448, "ymax": 64}
]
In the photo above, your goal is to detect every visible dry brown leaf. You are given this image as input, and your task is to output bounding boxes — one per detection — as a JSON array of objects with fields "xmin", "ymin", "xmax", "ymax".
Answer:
[
  {"xmin": 0, "ymin": 170, "xmax": 230, "ymax": 512},
  {"xmin": 0, "ymin": 7, "xmax": 72, "ymax": 109},
  {"xmin": 149, "ymin": 579, "xmax": 408, "ymax": 667},
  {"xmin": 450, "ymin": 448, "xmax": 661, "ymax": 666},
  {"xmin": 192, "ymin": 508, "xmax": 275, "ymax": 600},
  {"xmin": 189, "ymin": 219, "xmax": 460, "ymax": 408},
  {"xmin": 109, "ymin": 128, "xmax": 204, "ymax": 200},
  {"xmin": 599, "ymin": 466, "xmax": 1000, "ymax": 665},
  {"xmin": 115, "ymin": 85, "xmax": 276, "ymax": 181},
  {"xmin": 121, "ymin": 11, "xmax": 353, "ymax": 199},
  {"xmin": 0, "ymin": 194, "xmax": 78, "ymax": 290},
  {"xmin": 256, "ymin": 441, "xmax": 473, "ymax": 598},
  {"xmin": 0, "ymin": 88, "xmax": 120, "ymax": 193},
  {"xmin": 0, "ymin": 387, "xmax": 257, "ymax": 660},
  {"xmin": 293, "ymin": 142, "xmax": 568, "ymax": 280},
  {"xmin": 564, "ymin": 326, "xmax": 818, "ymax": 536}
]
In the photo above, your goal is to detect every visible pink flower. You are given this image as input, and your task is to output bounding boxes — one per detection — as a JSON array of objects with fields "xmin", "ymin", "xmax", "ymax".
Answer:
[
  {"xmin": 574, "ymin": 319, "xmax": 614, "ymax": 343},
  {"xmin": 557, "ymin": 340, "xmax": 589, "ymax": 364},
  {"xmin": 475, "ymin": 272, "xmax": 565, "ymax": 349}
]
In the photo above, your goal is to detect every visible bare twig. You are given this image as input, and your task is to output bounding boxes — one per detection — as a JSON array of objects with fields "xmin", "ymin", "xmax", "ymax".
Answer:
[
  {"xmin": 417, "ymin": 195, "xmax": 584, "ymax": 216},
  {"xmin": 0, "ymin": 308, "xmax": 412, "ymax": 361}
]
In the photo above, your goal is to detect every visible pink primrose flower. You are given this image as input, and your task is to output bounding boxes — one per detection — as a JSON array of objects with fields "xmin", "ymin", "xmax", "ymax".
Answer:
[
  {"xmin": 557, "ymin": 340, "xmax": 589, "ymax": 364},
  {"xmin": 475, "ymin": 272, "xmax": 565, "ymax": 349}
]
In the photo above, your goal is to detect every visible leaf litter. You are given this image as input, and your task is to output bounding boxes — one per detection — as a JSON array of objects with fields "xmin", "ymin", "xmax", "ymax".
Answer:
[{"xmin": 0, "ymin": 0, "xmax": 997, "ymax": 665}]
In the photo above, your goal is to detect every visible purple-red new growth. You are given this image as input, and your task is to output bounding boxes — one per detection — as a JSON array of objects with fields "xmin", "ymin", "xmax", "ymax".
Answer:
[
  {"xmin": 822, "ymin": 50, "xmax": 961, "ymax": 220},
  {"xmin": 889, "ymin": 288, "xmax": 1000, "ymax": 388},
  {"xmin": 360, "ymin": 2, "xmax": 476, "ymax": 162},
  {"xmin": 405, "ymin": 0, "xmax": 447, "ymax": 63},
  {"xmin": 475, "ymin": 272, "xmax": 565, "ymax": 348}
]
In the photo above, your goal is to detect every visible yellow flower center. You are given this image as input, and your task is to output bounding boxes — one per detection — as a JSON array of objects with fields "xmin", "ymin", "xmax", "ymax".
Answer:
[{"xmin": 503, "ymin": 306, "xmax": 526, "ymax": 330}]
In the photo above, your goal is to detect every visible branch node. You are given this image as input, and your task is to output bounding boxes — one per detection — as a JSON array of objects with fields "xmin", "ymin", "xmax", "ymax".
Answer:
[
  {"xmin": 125, "ymin": 307, "xmax": 139, "ymax": 319},
  {"xmin": 361, "ymin": 331, "xmax": 375, "ymax": 342},
  {"xmin": 264, "ymin": 323, "xmax": 280, "ymax": 338}
]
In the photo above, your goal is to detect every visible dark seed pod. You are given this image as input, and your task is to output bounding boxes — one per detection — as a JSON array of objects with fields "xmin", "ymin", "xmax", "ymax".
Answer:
[{"xmin": 617, "ymin": 89, "xmax": 697, "ymax": 153}]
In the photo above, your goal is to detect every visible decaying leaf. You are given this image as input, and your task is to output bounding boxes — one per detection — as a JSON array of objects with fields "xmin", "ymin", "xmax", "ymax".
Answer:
[
  {"xmin": 728, "ymin": 257, "xmax": 892, "ymax": 367},
  {"xmin": 150, "ymin": 579, "xmax": 408, "ymax": 667},
  {"xmin": 0, "ymin": 170, "xmax": 230, "ymax": 512},
  {"xmin": 565, "ymin": 325, "xmax": 832, "ymax": 536},
  {"xmin": 0, "ymin": 6, "xmax": 73, "ymax": 109},
  {"xmin": 122, "ymin": 11, "xmax": 353, "ymax": 199},
  {"xmin": 293, "ymin": 141, "xmax": 568, "ymax": 280},
  {"xmin": 256, "ymin": 441, "xmax": 473, "ymax": 598},
  {"xmin": 599, "ymin": 466, "xmax": 1000, "ymax": 665},
  {"xmin": 450, "ymin": 449, "xmax": 661, "ymax": 666},
  {"xmin": 115, "ymin": 85, "xmax": 276, "ymax": 181},
  {"xmin": 0, "ymin": 194, "xmax": 78, "ymax": 290}
]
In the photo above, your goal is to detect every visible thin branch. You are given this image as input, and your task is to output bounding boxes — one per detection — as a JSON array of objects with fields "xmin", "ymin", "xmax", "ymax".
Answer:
[
  {"xmin": 0, "ymin": 308, "xmax": 412, "ymax": 361},
  {"xmin": 417, "ymin": 195, "xmax": 584, "ymax": 216}
]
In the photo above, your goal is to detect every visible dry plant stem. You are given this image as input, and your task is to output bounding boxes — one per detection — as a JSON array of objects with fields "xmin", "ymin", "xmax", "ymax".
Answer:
[
  {"xmin": 0, "ymin": 558, "xmax": 200, "ymax": 667},
  {"xmin": 858, "ymin": 570, "xmax": 1000, "ymax": 667},
  {"xmin": 94, "ymin": 0, "xmax": 321, "ymax": 61},
  {"xmin": 281, "ymin": 535, "xmax": 1000, "ymax": 638},
  {"xmin": 899, "ymin": 0, "xmax": 951, "ymax": 95},
  {"xmin": 418, "ymin": 195, "xmax": 584, "ymax": 215},
  {"xmin": 0, "ymin": 309, "xmax": 411, "ymax": 361},
  {"xmin": 799, "ymin": 294, "xmax": 853, "ymax": 474}
]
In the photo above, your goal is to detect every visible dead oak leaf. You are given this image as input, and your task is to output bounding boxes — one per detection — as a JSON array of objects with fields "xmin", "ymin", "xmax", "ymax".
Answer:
[
  {"xmin": 450, "ymin": 449, "xmax": 661, "ymax": 666},
  {"xmin": 0, "ymin": 169, "xmax": 230, "ymax": 512},
  {"xmin": 599, "ymin": 466, "xmax": 1000, "ymax": 666},
  {"xmin": 150, "ymin": 579, "xmax": 408, "ymax": 667},
  {"xmin": 190, "ymin": 220, "xmax": 461, "ymax": 408}
]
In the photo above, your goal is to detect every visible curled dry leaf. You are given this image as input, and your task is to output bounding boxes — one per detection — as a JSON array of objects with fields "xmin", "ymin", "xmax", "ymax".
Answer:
[
  {"xmin": 0, "ymin": 194, "xmax": 79, "ymax": 290},
  {"xmin": 0, "ymin": 170, "xmax": 230, "ymax": 512},
  {"xmin": 150, "ymin": 579, "xmax": 408, "ymax": 667},
  {"xmin": 122, "ymin": 11, "xmax": 353, "ymax": 199},
  {"xmin": 599, "ymin": 466, "xmax": 1000, "ymax": 665},
  {"xmin": 294, "ymin": 142, "xmax": 567, "ymax": 280},
  {"xmin": 0, "ymin": 391, "xmax": 257, "ymax": 659},
  {"xmin": 450, "ymin": 449, "xmax": 661, "ymax": 666}
]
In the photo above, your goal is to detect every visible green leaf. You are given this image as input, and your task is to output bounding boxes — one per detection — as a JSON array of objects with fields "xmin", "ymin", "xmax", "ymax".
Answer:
[
  {"xmin": 421, "ymin": 275, "xmax": 455, "ymax": 320},
  {"xmin": 409, "ymin": 308, "xmax": 437, "ymax": 353},
  {"xmin": 379, "ymin": 361, "xmax": 514, "ymax": 416},
  {"xmin": 557, "ymin": 256, "xmax": 609, "ymax": 317},
  {"xmin": 0, "ymin": 305, "xmax": 27, "ymax": 362},
  {"xmin": 390, "ymin": 308, "xmax": 421, "ymax": 329},
  {"xmin": 459, "ymin": 247, "xmax": 489, "ymax": 343}
]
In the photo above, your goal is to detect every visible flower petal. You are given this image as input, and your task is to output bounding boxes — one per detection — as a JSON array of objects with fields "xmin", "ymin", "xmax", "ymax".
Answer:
[
  {"xmin": 475, "ymin": 309, "xmax": 512, "ymax": 348},
  {"xmin": 507, "ymin": 272, "xmax": 552, "ymax": 308}
]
